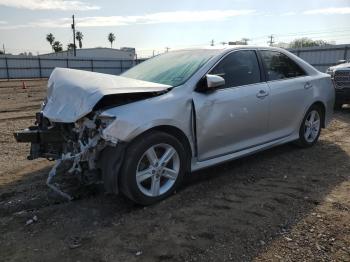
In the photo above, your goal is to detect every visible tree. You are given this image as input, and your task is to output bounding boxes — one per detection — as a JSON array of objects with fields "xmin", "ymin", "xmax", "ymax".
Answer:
[
  {"xmin": 108, "ymin": 33, "xmax": 116, "ymax": 48},
  {"xmin": 19, "ymin": 52, "xmax": 33, "ymax": 56},
  {"xmin": 313, "ymin": 40, "xmax": 330, "ymax": 47},
  {"xmin": 46, "ymin": 33, "xmax": 55, "ymax": 51},
  {"xmin": 0, "ymin": 50, "xmax": 3, "ymax": 55},
  {"xmin": 67, "ymin": 43, "xmax": 77, "ymax": 51},
  {"xmin": 289, "ymin": 37, "xmax": 331, "ymax": 48},
  {"xmin": 75, "ymin": 31, "xmax": 84, "ymax": 49},
  {"xmin": 52, "ymin": 41, "xmax": 63, "ymax": 53},
  {"xmin": 241, "ymin": 38, "xmax": 250, "ymax": 45}
]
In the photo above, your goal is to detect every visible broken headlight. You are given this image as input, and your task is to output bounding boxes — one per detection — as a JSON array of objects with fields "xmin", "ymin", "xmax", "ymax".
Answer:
[
  {"xmin": 97, "ymin": 115, "xmax": 118, "ymax": 144},
  {"xmin": 98, "ymin": 115, "xmax": 116, "ymax": 129}
]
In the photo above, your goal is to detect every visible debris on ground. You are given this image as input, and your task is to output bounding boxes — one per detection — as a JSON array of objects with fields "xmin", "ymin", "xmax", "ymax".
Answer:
[
  {"xmin": 25, "ymin": 215, "xmax": 38, "ymax": 226},
  {"xmin": 68, "ymin": 236, "xmax": 82, "ymax": 249}
]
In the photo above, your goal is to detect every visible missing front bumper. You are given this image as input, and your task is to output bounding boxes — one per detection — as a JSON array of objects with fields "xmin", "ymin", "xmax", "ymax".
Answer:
[
  {"xmin": 14, "ymin": 113, "xmax": 124, "ymax": 199},
  {"xmin": 14, "ymin": 126, "xmax": 65, "ymax": 160},
  {"xmin": 14, "ymin": 127, "xmax": 64, "ymax": 142}
]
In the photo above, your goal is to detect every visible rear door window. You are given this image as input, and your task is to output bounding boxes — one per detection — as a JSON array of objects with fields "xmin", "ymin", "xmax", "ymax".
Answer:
[
  {"xmin": 210, "ymin": 50, "xmax": 261, "ymax": 89},
  {"xmin": 260, "ymin": 50, "xmax": 306, "ymax": 81}
]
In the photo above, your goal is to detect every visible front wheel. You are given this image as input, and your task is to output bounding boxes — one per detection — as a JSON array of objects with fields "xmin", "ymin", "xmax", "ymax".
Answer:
[
  {"xmin": 119, "ymin": 131, "xmax": 188, "ymax": 205},
  {"xmin": 295, "ymin": 105, "xmax": 323, "ymax": 148}
]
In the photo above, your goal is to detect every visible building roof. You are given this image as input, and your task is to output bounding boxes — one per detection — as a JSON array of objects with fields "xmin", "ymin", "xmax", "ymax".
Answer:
[{"xmin": 39, "ymin": 47, "xmax": 135, "ymax": 57}]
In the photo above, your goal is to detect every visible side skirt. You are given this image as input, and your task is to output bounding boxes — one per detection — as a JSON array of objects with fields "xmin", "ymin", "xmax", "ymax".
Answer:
[{"xmin": 190, "ymin": 134, "xmax": 299, "ymax": 172}]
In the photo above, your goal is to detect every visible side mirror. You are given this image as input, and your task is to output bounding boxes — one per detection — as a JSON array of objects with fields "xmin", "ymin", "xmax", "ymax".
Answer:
[
  {"xmin": 196, "ymin": 74, "xmax": 225, "ymax": 92},
  {"xmin": 206, "ymin": 74, "xmax": 225, "ymax": 89}
]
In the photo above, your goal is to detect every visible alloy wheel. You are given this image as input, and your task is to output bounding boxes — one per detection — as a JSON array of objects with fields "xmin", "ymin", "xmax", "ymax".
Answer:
[
  {"xmin": 304, "ymin": 110, "xmax": 321, "ymax": 143},
  {"xmin": 136, "ymin": 143, "xmax": 180, "ymax": 197}
]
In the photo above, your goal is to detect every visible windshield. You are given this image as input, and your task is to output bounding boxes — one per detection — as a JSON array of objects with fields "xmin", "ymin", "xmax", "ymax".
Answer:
[{"xmin": 121, "ymin": 50, "xmax": 218, "ymax": 86}]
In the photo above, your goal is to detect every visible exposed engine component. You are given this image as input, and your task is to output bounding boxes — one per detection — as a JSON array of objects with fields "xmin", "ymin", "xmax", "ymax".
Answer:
[
  {"xmin": 15, "ymin": 112, "xmax": 117, "ymax": 200},
  {"xmin": 45, "ymin": 114, "xmax": 118, "ymax": 200}
]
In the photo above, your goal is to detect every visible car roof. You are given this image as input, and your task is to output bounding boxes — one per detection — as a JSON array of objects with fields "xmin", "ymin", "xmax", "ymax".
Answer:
[
  {"xmin": 173, "ymin": 45, "xmax": 320, "ymax": 76},
  {"xmin": 174, "ymin": 45, "xmax": 287, "ymax": 54}
]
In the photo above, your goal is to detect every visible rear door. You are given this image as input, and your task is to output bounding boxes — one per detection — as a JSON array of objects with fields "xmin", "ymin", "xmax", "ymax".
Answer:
[
  {"xmin": 259, "ymin": 50, "xmax": 311, "ymax": 139},
  {"xmin": 193, "ymin": 50, "xmax": 271, "ymax": 161}
]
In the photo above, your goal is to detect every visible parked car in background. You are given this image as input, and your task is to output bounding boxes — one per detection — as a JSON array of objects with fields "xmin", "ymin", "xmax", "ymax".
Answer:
[
  {"xmin": 326, "ymin": 60, "xmax": 350, "ymax": 109},
  {"xmin": 14, "ymin": 46, "xmax": 334, "ymax": 205}
]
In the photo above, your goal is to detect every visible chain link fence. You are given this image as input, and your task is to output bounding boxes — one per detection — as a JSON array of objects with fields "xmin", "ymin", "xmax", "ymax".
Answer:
[
  {"xmin": 1, "ymin": 44, "xmax": 349, "ymax": 79},
  {"xmin": 0, "ymin": 56, "xmax": 144, "ymax": 80}
]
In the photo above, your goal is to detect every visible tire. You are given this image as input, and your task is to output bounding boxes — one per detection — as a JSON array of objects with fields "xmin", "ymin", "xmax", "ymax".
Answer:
[
  {"xmin": 119, "ymin": 131, "xmax": 188, "ymax": 205},
  {"xmin": 334, "ymin": 103, "xmax": 343, "ymax": 110},
  {"xmin": 295, "ymin": 104, "xmax": 323, "ymax": 148}
]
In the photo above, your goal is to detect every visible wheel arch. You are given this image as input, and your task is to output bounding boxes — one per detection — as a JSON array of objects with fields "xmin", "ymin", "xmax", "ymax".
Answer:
[{"xmin": 311, "ymin": 101, "xmax": 326, "ymax": 128}]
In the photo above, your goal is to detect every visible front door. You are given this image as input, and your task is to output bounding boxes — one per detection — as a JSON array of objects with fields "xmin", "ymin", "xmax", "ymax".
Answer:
[{"xmin": 193, "ymin": 50, "xmax": 270, "ymax": 161}]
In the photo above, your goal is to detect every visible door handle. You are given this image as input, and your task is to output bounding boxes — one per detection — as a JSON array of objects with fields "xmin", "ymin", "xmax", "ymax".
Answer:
[
  {"xmin": 304, "ymin": 82, "xmax": 313, "ymax": 89},
  {"xmin": 256, "ymin": 90, "xmax": 269, "ymax": 99}
]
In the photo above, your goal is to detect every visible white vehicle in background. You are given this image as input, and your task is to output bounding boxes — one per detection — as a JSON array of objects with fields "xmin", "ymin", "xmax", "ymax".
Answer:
[{"xmin": 326, "ymin": 60, "xmax": 350, "ymax": 109}]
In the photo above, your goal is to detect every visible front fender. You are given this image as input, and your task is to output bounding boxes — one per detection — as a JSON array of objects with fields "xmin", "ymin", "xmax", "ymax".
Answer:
[
  {"xmin": 99, "ymin": 90, "xmax": 194, "ymax": 148},
  {"xmin": 102, "ymin": 118, "xmax": 189, "ymax": 142}
]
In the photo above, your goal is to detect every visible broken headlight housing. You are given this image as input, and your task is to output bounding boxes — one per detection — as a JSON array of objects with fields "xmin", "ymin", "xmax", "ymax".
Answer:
[
  {"xmin": 97, "ymin": 115, "xmax": 116, "ymax": 129},
  {"xmin": 96, "ymin": 114, "xmax": 118, "ymax": 144}
]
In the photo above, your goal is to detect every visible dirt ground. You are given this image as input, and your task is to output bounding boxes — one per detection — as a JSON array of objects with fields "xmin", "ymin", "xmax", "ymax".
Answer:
[{"xmin": 0, "ymin": 79, "xmax": 349, "ymax": 262}]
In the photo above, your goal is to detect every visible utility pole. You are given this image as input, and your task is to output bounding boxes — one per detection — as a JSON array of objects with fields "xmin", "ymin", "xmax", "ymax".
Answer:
[
  {"xmin": 152, "ymin": 50, "xmax": 155, "ymax": 57},
  {"xmin": 267, "ymin": 35, "xmax": 275, "ymax": 46},
  {"xmin": 210, "ymin": 39, "xmax": 215, "ymax": 46},
  {"xmin": 2, "ymin": 44, "xmax": 5, "ymax": 54},
  {"xmin": 71, "ymin": 15, "xmax": 76, "ymax": 56},
  {"xmin": 165, "ymin": 47, "xmax": 170, "ymax": 53}
]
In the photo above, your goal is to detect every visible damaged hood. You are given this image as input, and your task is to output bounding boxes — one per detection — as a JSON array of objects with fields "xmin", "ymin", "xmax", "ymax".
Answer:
[{"xmin": 43, "ymin": 68, "xmax": 171, "ymax": 123}]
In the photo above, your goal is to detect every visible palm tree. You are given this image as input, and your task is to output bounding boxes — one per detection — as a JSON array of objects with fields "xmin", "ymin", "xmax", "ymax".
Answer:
[
  {"xmin": 75, "ymin": 31, "xmax": 84, "ymax": 49},
  {"xmin": 46, "ymin": 33, "xmax": 55, "ymax": 51},
  {"xmin": 108, "ymin": 33, "xmax": 116, "ymax": 48},
  {"xmin": 67, "ymin": 43, "xmax": 76, "ymax": 51},
  {"xmin": 52, "ymin": 41, "xmax": 63, "ymax": 53}
]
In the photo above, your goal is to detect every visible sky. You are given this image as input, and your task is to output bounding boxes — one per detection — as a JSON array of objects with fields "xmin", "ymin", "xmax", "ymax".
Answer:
[{"xmin": 0, "ymin": 0, "xmax": 349, "ymax": 57}]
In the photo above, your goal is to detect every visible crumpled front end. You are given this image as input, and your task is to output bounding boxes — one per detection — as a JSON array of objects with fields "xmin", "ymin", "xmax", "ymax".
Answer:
[
  {"xmin": 13, "ymin": 68, "xmax": 173, "ymax": 200},
  {"xmin": 14, "ymin": 111, "xmax": 119, "ymax": 200}
]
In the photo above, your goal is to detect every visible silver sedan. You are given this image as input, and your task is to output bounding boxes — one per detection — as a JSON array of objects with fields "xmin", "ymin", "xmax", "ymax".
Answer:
[{"xmin": 15, "ymin": 46, "xmax": 335, "ymax": 205}]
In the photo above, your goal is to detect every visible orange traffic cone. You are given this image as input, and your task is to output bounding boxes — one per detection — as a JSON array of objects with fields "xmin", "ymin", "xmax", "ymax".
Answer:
[{"xmin": 22, "ymin": 81, "xmax": 27, "ymax": 89}]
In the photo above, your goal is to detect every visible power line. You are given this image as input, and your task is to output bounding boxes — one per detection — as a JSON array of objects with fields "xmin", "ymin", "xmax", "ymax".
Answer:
[
  {"xmin": 274, "ymin": 28, "xmax": 350, "ymax": 38},
  {"xmin": 249, "ymin": 27, "xmax": 350, "ymax": 41}
]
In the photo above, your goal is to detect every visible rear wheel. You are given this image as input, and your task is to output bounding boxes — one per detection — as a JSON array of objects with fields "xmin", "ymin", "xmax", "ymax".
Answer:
[
  {"xmin": 119, "ymin": 131, "xmax": 188, "ymax": 205},
  {"xmin": 295, "ymin": 105, "xmax": 323, "ymax": 148}
]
